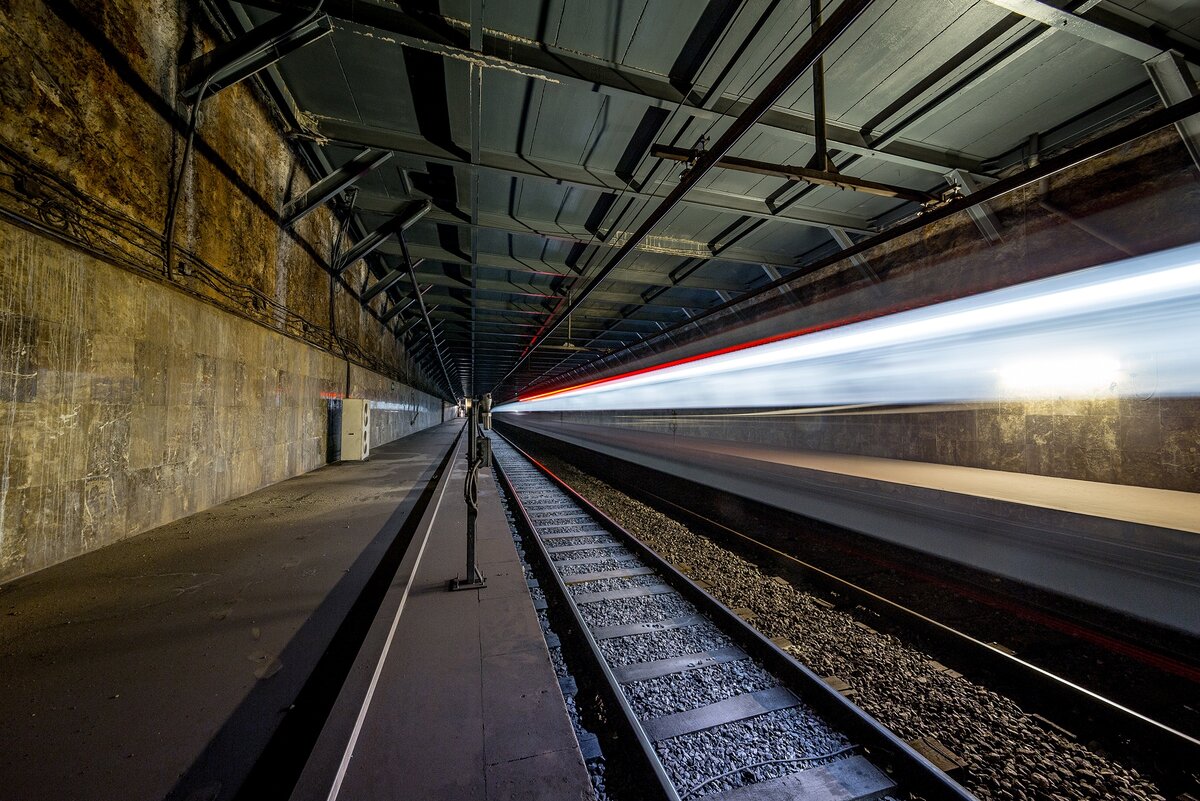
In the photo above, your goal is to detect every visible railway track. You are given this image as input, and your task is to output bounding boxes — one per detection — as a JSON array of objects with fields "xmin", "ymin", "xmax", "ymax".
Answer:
[
  {"xmin": 490, "ymin": 432, "xmax": 977, "ymax": 801},
  {"xmin": 495, "ymin": 422, "xmax": 1200, "ymax": 800},
  {"xmin": 494, "ymin": 424, "xmax": 1200, "ymax": 801}
]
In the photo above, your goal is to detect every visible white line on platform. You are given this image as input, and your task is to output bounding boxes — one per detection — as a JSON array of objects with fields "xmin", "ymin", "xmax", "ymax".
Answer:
[{"xmin": 327, "ymin": 434, "xmax": 464, "ymax": 801}]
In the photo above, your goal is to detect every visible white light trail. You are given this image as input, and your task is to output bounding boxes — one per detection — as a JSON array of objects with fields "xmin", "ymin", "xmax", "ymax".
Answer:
[{"xmin": 497, "ymin": 243, "xmax": 1200, "ymax": 412}]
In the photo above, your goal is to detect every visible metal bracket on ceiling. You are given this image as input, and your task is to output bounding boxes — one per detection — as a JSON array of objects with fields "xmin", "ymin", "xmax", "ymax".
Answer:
[
  {"xmin": 827, "ymin": 227, "xmax": 884, "ymax": 286},
  {"xmin": 943, "ymin": 169, "xmax": 1003, "ymax": 245},
  {"xmin": 335, "ymin": 200, "xmax": 431, "ymax": 272},
  {"xmin": 677, "ymin": 136, "xmax": 710, "ymax": 181},
  {"xmin": 179, "ymin": 11, "xmax": 332, "ymax": 102},
  {"xmin": 363, "ymin": 259, "xmax": 425, "ymax": 303},
  {"xmin": 283, "ymin": 149, "xmax": 392, "ymax": 227},
  {"xmin": 807, "ymin": 0, "xmax": 835, "ymax": 173},
  {"xmin": 1144, "ymin": 51, "xmax": 1200, "ymax": 171},
  {"xmin": 653, "ymin": 144, "xmax": 938, "ymax": 205}
]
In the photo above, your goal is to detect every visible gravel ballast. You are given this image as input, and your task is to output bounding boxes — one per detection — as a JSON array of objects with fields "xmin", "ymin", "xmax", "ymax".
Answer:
[
  {"xmin": 599, "ymin": 623, "xmax": 736, "ymax": 667},
  {"xmin": 579, "ymin": 592, "xmax": 698, "ymax": 628},
  {"xmin": 534, "ymin": 450, "xmax": 1171, "ymax": 801},
  {"xmin": 657, "ymin": 705, "xmax": 854, "ymax": 797},
  {"xmin": 624, "ymin": 658, "xmax": 779, "ymax": 719}
]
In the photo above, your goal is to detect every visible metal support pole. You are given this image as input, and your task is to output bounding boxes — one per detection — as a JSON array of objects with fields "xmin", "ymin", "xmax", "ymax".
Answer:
[
  {"xmin": 810, "ymin": 0, "xmax": 830, "ymax": 171},
  {"xmin": 450, "ymin": 396, "xmax": 488, "ymax": 591}
]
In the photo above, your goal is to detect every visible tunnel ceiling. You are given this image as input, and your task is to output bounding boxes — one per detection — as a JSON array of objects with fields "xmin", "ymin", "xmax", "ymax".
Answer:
[{"xmin": 214, "ymin": 0, "xmax": 1200, "ymax": 401}]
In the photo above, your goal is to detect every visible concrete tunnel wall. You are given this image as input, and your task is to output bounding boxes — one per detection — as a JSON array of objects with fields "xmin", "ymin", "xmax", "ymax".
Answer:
[
  {"xmin": 529, "ymin": 396, "xmax": 1200, "ymax": 492},
  {"xmin": 0, "ymin": 2, "xmax": 450, "ymax": 581}
]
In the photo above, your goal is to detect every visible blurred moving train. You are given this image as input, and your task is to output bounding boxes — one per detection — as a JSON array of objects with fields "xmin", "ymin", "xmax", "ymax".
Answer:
[{"xmin": 499, "ymin": 242, "xmax": 1200, "ymax": 413}]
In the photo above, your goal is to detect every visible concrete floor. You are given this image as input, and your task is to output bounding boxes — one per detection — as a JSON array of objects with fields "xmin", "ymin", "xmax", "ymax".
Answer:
[
  {"xmin": 0, "ymin": 421, "xmax": 585, "ymax": 800},
  {"xmin": 291, "ymin": 433, "xmax": 592, "ymax": 801},
  {"xmin": 0, "ymin": 418, "xmax": 589, "ymax": 801}
]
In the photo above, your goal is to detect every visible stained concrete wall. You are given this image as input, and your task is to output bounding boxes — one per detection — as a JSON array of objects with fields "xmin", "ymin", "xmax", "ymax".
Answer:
[
  {"xmin": 0, "ymin": 220, "xmax": 445, "ymax": 580},
  {"xmin": 539, "ymin": 394, "xmax": 1198, "ymax": 492},
  {"xmin": 0, "ymin": 1, "xmax": 449, "ymax": 580}
]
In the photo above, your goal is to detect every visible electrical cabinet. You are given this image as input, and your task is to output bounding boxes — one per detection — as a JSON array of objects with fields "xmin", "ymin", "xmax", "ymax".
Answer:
[{"xmin": 341, "ymin": 398, "xmax": 371, "ymax": 461}]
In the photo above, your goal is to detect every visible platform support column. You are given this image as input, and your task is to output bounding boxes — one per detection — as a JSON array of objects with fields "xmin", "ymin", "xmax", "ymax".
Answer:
[{"xmin": 450, "ymin": 395, "xmax": 489, "ymax": 591}]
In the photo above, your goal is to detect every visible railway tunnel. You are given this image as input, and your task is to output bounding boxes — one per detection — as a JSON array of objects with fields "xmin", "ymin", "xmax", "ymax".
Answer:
[{"xmin": 1, "ymin": 1, "xmax": 1199, "ymax": 800}]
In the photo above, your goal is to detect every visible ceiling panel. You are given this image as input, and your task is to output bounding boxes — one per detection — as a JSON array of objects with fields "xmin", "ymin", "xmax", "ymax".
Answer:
[{"xmin": 237, "ymin": 0, "xmax": 1196, "ymax": 395}]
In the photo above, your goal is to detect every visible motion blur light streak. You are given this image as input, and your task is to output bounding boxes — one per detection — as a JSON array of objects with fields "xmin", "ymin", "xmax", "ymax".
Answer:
[
  {"xmin": 998, "ymin": 355, "xmax": 1122, "ymax": 397},
  {"xmin": 498, "ymin": 243, "xmax": 1200, "ymax": 412}
]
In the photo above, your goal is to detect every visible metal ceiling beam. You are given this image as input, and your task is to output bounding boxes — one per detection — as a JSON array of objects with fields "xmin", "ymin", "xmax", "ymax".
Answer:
[
  {"xmin": 439, "ymin": 338, "xmax": 630, "ymax": 355},
  {"xmin": 425, "ymin": 305, "xmax": 668, "ymax": 329},
  {"xmin": 980, "ymin": 0, "xmax": 1187, "ymax": 62},
  {"xmin": 397, "ymin": 235, "xmax": 459, "ymax": 398},
  {"xmin": 180, "ymin": 11, "xmax": 332, "ymax": 100},
  {"xmin": 495, "ymin": 0, "xmax": 876, "ymax": 393},
  {"xmin": 238, "ymin": 0, "xmax": 979, "ymax": 174},
  {"xmin": 467, "ymin": 0, "xmax": 484, "ymax": 395},
  {"xmin": 1085, "ymin": 5, "xmax": 1200, "ymax": 65},
  {"xmin": 409, "ymin": 266, "xmax": 715, "ymax": 311},
  {"xmin": 827, "ymin": 227, "xmax": 880, "ymax": 285},
  {"xmin": 362, "ymin": 259, "xmax": 424, "ymax": 303},
  {"xmin": 432, "ymin": 312, "xmax": 639, "ymax": 330},
  {"xmin": 1144, "ymin": 51, "xmax": 1200, "ymax": 170},
  {"xmin": 201, "ymin": 5, "xmax": 458, "ymax": 399},
  {"xmin": 400, "ymin": 242, "xmax": 767, "ymax": 293},
  {"xmin": 651, "ymin": 144, "xmax": 938, "ymax": 204},
  {"xmin": 537, "ymin": 88, "xmax": 1200, "ymax": 399},
  {"xmin": 312, "ymin": 120, "xmax": 879, "ymax": 235},
  {"xmin": 336, "ymin": 200, "xmax": 431, "ymax": 271},
  {"xmin": 410, "ymin": 289, "xmax": 689, "ymax": 323},
  {"xmin": 433, "ymin": 317, "xmax": 645, "ymax": 339},
  {"xmin": 360, "ymin": 195, "xmax": 817, "ymax": 272},
  {"xmin": 283, "ymin": 148, "xmax": 392, "ymax": 226},
  {"xmin": 944, "ymin": 169, "xmax": 1002, "ymax": 244},
  {"xmin": 401, "ymin": 245, "xmax": 726, "ymax": 292}
]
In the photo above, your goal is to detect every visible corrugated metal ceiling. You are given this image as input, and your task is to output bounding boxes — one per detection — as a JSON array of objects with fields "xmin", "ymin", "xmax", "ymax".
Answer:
[{"xmin": 225, "ymin": 0, "xmax": 1200, "ymax": 399}]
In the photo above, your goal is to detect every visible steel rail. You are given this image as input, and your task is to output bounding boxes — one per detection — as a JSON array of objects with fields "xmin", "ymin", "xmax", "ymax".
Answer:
[
  {"xmin": 633, "ymin": 477, "xmax": 1200, "ymax": 754},
  {"xmin": 497, "ymin": 422, "xmax": 1200, "ymax": 790},
  {"xmin": 491, "ymin": 430, "xmax": 980, "ymax": 801},
  {"xmin": 492, "ymin": 447, "xmax": 681, "ymax": 801}
]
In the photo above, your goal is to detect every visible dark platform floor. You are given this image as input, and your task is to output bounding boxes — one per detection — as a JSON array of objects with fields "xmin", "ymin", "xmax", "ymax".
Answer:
[
  {"xmin": 0, "ymin": 420, "xmax": 589, "ymax": 801},
  {"xmin": 290, "ymin": 431, "xmax": 592, "ymax": 801}
]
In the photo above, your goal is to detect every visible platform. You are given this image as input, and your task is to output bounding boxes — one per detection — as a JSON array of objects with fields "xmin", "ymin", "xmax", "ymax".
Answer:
[
  {"xmin": 503, "ymin": 417, "xmax": 1200, "ymax": 634},
  {"xmin": 290, "ymin": 430, "xmax": 592, "ymax": 801},
  {"xmin": 0, "ymin": 420, "xmax": 589, "ymax": 801}
]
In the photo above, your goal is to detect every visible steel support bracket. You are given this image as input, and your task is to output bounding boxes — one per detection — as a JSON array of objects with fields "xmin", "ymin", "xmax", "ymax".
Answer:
[
  {"xmin": 1144, "ymin": 50, "xmax": 1200, "ymax": 171},
  {"xmin": 336, "ymin": 200, "xmax": 431, "ymax": 272},
  {"xmin": 363, "ymin": 259, "xmax": 425, "ymax": 303},
  {"xmin": 827, "ymin": 227, "xmax": 883, "ymax": 285},
  {"xmin": 981, "ymin": 0, "xmax": 1160, "ymax": 61},
  {"xmin": 283, "ymin": 149, "xmax": 393, "ymax": 226},
  {"xmin": 179, "ymin": 13, "xmax": 332, "ymax": 101},
  {"xmin": 945, "ymin": 169, "xmax": 1002, "ymax": 244},
  {"xmin": 653, "ymin": 144, "xmax": 936, "ymax": 204}
]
